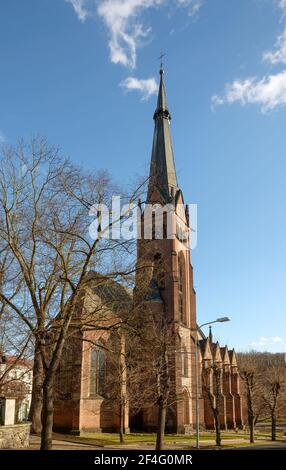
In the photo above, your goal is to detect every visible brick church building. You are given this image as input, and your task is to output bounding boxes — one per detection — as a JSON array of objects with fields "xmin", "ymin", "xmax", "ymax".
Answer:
[{"xmin": 53, "ymin": 67, "xmax": 244, "ymax": 434}]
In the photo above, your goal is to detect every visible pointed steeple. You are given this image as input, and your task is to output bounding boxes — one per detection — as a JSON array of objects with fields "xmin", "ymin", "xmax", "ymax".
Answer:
[
  {"xmin": 147, "ymin": 67, "xmax": 178, "ymax": 203},
  {"xmin": 209, "ymin": 326, "xmax": 213, "ymax": 344},
  {"xmin": 154, "ymin": 67, "xmax": 170, "ymax": 120}
]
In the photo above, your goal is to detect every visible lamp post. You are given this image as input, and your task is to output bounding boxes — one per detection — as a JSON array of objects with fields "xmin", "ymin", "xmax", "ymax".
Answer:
[{"xmin": 194, "ymin": 316, "xmax": 231, "ymax": 449}]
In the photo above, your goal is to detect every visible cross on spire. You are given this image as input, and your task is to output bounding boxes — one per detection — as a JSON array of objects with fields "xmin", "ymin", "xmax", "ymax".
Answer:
[{"xmin": 158, "ymin": 52, "xmax": 166, "ymax": 73}]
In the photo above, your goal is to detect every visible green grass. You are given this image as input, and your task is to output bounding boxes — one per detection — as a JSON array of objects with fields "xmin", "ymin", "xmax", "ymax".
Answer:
[
  {"xmin": 53, "ymin": 430, "xmax": 286, "ymax": 450},
  {"xmin": 257, "ymin": 417, "xmax": 286, "ymax": 424},
  {"xmin": 55, "ymin": 431, "xmax": 251, "ymax": 447}
]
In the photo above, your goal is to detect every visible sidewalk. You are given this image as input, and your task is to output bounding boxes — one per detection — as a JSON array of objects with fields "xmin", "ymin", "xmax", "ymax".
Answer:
[{"xmin": 28, "ymin": 435, "xmax": 102, "ymax": 450}]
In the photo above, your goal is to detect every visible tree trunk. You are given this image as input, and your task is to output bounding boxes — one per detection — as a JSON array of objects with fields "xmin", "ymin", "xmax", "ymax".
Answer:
[
  {"xmin": 271, "ymin": 413, "xmax": 276, "ymax": 441},
  {"xmin": 40, "ymin": 376, "xmax": 54, "ymax": 450},
  {"xmin": 214, "ymin": 411, "xmax": 221, "ymax": 446},
  {"xmin": 156, "ymin": 399, "xmax": 166, "ymax": 451},
  {"xmin": 249, "ymin": 415, "xmax": 254, "ymax": 443},
  {"xmin": 40, "ymin": 316, "xmax": 71, "ymax": 450},
  {"xmin": 119, "ymin": 400, "xmax": 125, "ymax": 444},
  {"xmin": 119, "ymin": 332, "xmax": 126, "ymax": 444},
  {"xmin": 28, "ymin": 341, "xmax": 44, "ymax": 434}
]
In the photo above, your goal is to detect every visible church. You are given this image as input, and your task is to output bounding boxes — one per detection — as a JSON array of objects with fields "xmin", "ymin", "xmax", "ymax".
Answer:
[{"xmin": 53, "ymin": 67, "xmax": 244, "ymax": 434}]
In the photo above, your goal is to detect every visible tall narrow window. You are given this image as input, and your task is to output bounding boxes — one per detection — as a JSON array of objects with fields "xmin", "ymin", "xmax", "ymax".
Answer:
[
  {"xmin": 57, "ymin": 345, "xmax": 73, "ymax": 398},
  {"xmin": 152, "ymin": 212, "xmax": 165, "ymax": 239},
  {"xmin": 163, "ymin": 212, "xmax": 167, "ymax": 239},
  {"xmin": 178, "ymin": 256, "xmax": 184, "ymax": 323},
  {"xmin": 182, "ymin": 347, "xmax": 188, "ymax": 377},
  {"xmin": 90, "ymin": 346, "xmax": 106, "ymax": 396},
  {"xmin": 152, "ymin": 213, "xmax": 156, "ymax": 239}
]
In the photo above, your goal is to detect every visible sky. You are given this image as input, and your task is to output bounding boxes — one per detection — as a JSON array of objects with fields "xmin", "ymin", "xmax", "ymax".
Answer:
[{"xmin": 0, "ymin": 0, "xmax": 286, "ymax": 353}]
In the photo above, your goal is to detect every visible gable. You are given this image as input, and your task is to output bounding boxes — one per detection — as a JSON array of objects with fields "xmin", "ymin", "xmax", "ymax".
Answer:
[
  {"xmin": 175, "ymin": 190, "xmax": 187, "ymax": 225},
  {"xmin": 221, "ymin": 346, "xmax": 230, "ymax": 365},
  {"xmin": 229, "ymin": 349, "xmax": 238, "ymax": 366},
  {"xmin": 213, "ymin": 342, "xmax": 222, "ymax": 363},
  {"xmin": 200, "ymin": 338, "xmax": 213, "ymax": 360}
]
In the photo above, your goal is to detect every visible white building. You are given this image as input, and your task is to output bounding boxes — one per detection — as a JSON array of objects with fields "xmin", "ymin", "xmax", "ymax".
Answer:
[{"xmin": 0, "ymin": 354, "xmax": 33, "ymax": 422}]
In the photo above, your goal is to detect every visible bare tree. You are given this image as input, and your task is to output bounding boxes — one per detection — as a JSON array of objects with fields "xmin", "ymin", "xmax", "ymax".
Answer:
[
  {"xmin": 237, "ymin": 352, "xmax": 264, "ymax": 443},
  {"xmin": 258, "ymin": 354, "xmax": 286, "ymax": 441},
  {"xmin": 0, "ymin": 137, "xmax": 138, "ymax": 449},
  {"xmin": 203, "ymin": 363, "xmax": 223, "ymax": 446},
  {"xmin": 150, "ymin": 313, "xmax": 172, "ymax": 452},
  {"xmin": 128, "ymin": 265, "xmax": 174, "ymax": 451},
  {"xmin": 128, "ymin": 317, "xmax": 172, "ymax": 450},
  {"xmin": 101, "ymin": 327, "xmax": 129, "ymax": 443},
  {"xmin": 0, "ymin": 231, "xmax": 33, "ymax": 397}
]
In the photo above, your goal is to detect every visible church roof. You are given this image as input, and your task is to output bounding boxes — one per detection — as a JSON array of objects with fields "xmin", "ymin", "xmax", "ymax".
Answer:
[
  {"xmin": 0, "ymin": 355, "xmax": 33, "ymax": 369},
  {"xmin": 82, "ymin": 271, "xmax": 132, "ymax": 317},
  {"xmin": 197, "ymin": 325, "xmax": 207, "ymax": 340},
  {"xmin": 147, "ymin": 67, "xmax": 179, "ymax": 203}
]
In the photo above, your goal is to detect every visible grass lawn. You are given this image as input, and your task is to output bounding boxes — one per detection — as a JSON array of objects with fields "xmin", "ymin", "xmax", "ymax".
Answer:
[{"xmin": 55, "ymin": 431, "xmax": 252, "ymax": 447}]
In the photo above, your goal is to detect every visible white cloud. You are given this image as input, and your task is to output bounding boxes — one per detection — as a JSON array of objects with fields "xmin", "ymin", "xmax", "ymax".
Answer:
[
  {"xmin": 213, "ymin": 1, "xmax": 286, "ymax": 113},
  {"xmin": 176, "ymin": 0, "xmax": 204, "ymax": 18},
  {"xmin": 97, "ymin": 0, "xmax": 164, "ymax": 69},
  {"xmin": 264, "ymin": 26, "xmax": 286, "ymax": 64},
  {"xmin": 250, "ymin": 336, "xmax": 286, "ymax": 351},
  {"xmin": 212, "ymin": 70, "xmax": 286, "ymax": 112},
  {"xmin": 0, "ymin": 131, "xmax": 5, "ymax": 143},
  {"xmin": 65, "ymin": 0, "xmax": 89, "ymax": 22},
  {"xmin": 120, "ymin": 76, "xmax": 158, "ymax": 100},
  {"xmin": 262, "ymin": 1, "xmax": 286, "ymax": 64},
  {"xmin": 65, "ymin": 1, "xmax": 204, "ymax": 69},
  {"xmin": 277, "ymin": 0, "xmax": 286, "ymax": 13},
  {"xmin": 65, "ymin": 1, "xmax": 204, "ymax": 99}
]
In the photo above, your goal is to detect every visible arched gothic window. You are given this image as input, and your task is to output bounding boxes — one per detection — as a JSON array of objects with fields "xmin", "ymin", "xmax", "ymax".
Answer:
[
  {"xmin": 151, "ymin": 211, "xmax": 168, "ymax": 239},
  {"xmin": 178, "ymin": 256, "xmax": 184, "ymax": 323},
  {"xmin": 90, "ymin": 345, "xmax": 106, "ymax": 396},
  {"xmin": 57, "ymin": 345, "xmax": 73, "ymax": 398}
]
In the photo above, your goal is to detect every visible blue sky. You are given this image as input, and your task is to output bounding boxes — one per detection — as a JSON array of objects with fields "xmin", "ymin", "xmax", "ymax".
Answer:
[{"xmin": 0, "ymin": 0, "xmax": 286, "ymax": 352}]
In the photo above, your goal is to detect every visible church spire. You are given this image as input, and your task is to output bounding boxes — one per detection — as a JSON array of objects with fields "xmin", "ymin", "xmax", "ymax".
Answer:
[
  {"xmin": 209, "ymin": 326, "xmax": 213, "ymax": 344},
  {"xmin": 147, "ymin": 67, "xmax": 178, "ymax": 203}
]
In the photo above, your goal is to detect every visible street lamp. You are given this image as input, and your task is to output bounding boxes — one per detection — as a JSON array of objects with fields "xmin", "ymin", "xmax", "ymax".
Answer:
[{"xmin": 194, "ymin": 316, "xmax": 231, "ymax": 449}]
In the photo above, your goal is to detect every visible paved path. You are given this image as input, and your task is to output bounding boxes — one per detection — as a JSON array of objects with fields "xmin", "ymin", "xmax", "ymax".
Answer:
[{"xmin": 28, "ymin": 435, "xmax": 102, "ymax": 450}]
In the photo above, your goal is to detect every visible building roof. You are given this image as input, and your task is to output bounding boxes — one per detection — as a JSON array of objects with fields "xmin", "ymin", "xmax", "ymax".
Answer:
[
  {"xmin": 1, "ymin": 355, "xmax": 33, "ymax": 369},
  {"xmin": 81, "ymin": 271, "xmax": 133, "ymax": 318}
]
